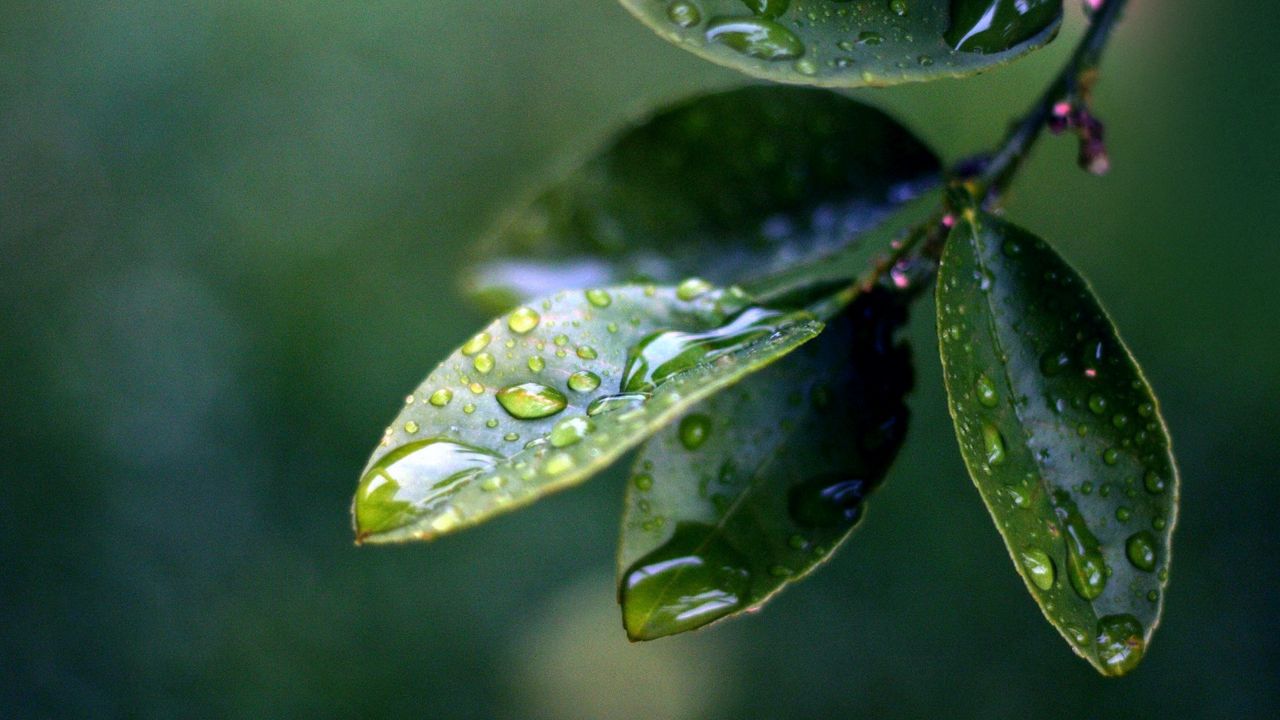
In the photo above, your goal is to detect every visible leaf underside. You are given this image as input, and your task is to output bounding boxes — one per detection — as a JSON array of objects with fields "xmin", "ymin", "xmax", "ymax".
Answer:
[
  {"xmin": 937, "ymin": 208, "xmax": 1178, "ymax": 676},
  {"xmin": 619, "ymin": 0, "xmax": 1062, "ymax": 89},
  {"xmin": 467, "ymin": 85, "xmax": 939, "ymax": 308},
  {"xmin": 353, "ymin": 284, "xmax": 822, "ymax": 545},
  {"xmin": 618, "ymin": 288, "xmax": 913, "ymax": 640}
]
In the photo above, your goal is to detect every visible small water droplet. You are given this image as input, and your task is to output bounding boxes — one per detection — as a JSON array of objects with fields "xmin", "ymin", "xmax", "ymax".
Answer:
[
  {"xmin": 1088, "ymin": 393, "xmax": 1108, "ymax": 415},
  {"xmin": 633, "ymin": 473, "xmax": 653, "ymax": 491},
  {"xmin": 527, "ymin": 356, "xmax": 545, "ymax": 372},
  {"xmin": 889, "ymin": 0, "xmax": 908, "ymax": 17},
  {"xmin": 549, "ymin": 416, "xmax": 594, "ymax": 448},
  {"xmin": 429, "ymin": 388, "xmax": 454, "ymax": 407},
  {"xmin": 576, "ymin": 345, "xmax": 598, "ymax": 360},
  {"xmin": 544, "ymin": 452, "xmax": 575, "ymax": 476},
  {"xmin": 975, "ymin": 373, "xmax": 1000, "ymax": 408},
  {"xmin": 1019, "ymin": 548, "xmax": 1056, "ymax": 591},
  {"xmin": 461, "ymin": 332, "xmax": 491, "ymax": 356},
  {"xmin": 403, "ymin": 420, "xmax": 420, "ymax": 434},
  {"xmin": 1126, "ymin": 531, "xmax": 1157, "ymax": 572},
  {"xmin": 586, "ymin": 392, "xmax": 649, "ymax": 416},
  {"xmin": 679, "ymin": 413, "xmax": 712, "ymax": 450},
  {"xmin": 1143, "ymin": 471, "xmax": 1166, "ymax": 494},
  {"xmin": 507, "ymin": 307, "xmax": 541, "ymax": 334},
  {"xmin": 473, "ymin": 352, "xmax": 495, "ymax": 374},
  {"xmin": 982, "ymin": 423, "xmax": 1007, "ymax": 466},
  {"xmin": 568, "ymin": 370, "xmax": 601, "ymax": 393},
  {"xmin": 666, "ymin": 1, "xmax": 702, "ymax": 28},
  {"xmin": 1054, "ymin": 492, "xmax": 1107, "ymax": 601},
  {"xmin": 789, "ymin": 476, "xmax": 866, "ymax": 528}
]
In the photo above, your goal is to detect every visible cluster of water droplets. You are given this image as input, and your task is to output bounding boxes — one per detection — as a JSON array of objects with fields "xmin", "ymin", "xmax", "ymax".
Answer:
[
  {"xmin": 356, "ymin": 280, "xmax": 814, "ymax": 543},
  {"xmin": 939, "ymin": 221, "xmax": 1175, "ymax": 673},
  {"xmin": 649, "ymin": 0, "xmax": 1059, "ymax": 80}
]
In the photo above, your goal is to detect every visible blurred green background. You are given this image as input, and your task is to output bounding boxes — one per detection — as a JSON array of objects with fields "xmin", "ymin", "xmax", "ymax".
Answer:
[{"xmin": 3, "ymin": 1, "xmax": 1278, "ymax": 717}]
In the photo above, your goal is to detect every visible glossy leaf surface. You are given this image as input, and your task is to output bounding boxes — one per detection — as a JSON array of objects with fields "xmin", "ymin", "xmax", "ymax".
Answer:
[
  {"xmin": 468, "ymin": 86, "xmax": 939, "ymax": 308},
  {"xmin": 937, "ymin": 209, "xmax": 1178, "ymax": 676},
  {"xmin": 354, "ymin": 284, "xmax": 822, "ymax": 545},
  {"xmin": 619, "ymin": 1, "xmax": 1062, "ymax": 88},
  {"xmin": 618, "ymin": 288, "xmax": 913, "ymax": 640}
]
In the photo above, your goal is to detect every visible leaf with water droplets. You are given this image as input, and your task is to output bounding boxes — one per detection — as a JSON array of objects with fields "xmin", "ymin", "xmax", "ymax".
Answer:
[
  {"xmin": 619, "ymin": 1, "xmax": 1062, "ymax": 88},
  {"xmin": 936, "ymin": 207, "xmax": 1179, "ymax": 676},
  {"xmin": 618, "ymin": 288, "xmax": 913, "ymax": 640},
  {"xmin": 353, "ymin": 284, "xmax": 823, "ymax": 545},
  {"xmin": 467, "ymin": 86, "xmax": 939, "ymax": 308}
]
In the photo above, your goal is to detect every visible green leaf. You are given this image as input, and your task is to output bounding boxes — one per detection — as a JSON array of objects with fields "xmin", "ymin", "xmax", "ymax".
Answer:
[
  {"xmin": 936, "ymin": 208, "xmax": 1178, "ymax": 677},
  {"xmin": 468, "ymin": 85, "xmax": 939, "ymax": 308},
  {"xmin": 353, "ymin": 283, "xmax": 823, "ymax": 545},
  {"xmin": 617, "ymin": 287, "xmax": 913, "ymax": 640},
  {"xmin": 618, "ymin": 1, "xmax": 1062, "ymax": 88}
]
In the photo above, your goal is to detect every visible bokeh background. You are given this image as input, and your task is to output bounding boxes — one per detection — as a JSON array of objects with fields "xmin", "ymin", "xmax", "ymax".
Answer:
[{"xmin": 3, "ymin": 1, "xmax": 1278, "ymax": 717}]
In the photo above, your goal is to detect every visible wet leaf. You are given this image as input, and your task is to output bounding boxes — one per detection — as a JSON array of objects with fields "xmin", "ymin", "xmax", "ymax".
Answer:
[
  {"xmin": 618, "ymin": 288, "xmax": 913, "ymax": 640},
  {"xmin": 937, "ymin": 208, "xmax": 1178, "ymax": 676},
  {"xmin": 619, "ymin": 1, "xmax": 1062, "ymax": 88},
  {"xmin": 353, "ymin": 283, "xmax": 822, "ymax": 545},
  {"xmin": 467, "ymin": 86, "xmax": 939, "ymax": 308}
]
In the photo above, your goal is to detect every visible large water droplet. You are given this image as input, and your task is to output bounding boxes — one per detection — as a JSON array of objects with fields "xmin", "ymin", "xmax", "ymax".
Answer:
[
  {"xmin": 621, "ymin": 307, "xmax": 805, "ymax": 393},
  {"xmin": 705, "ymin": 17, "xmax": 805, "ymax": 61},
  {"xmin": 788, "ymin": 476, "xmax": 866, "ymax": 528},
  {"xmin": 621, "ymin": 523, "xmax": 752, "ymax": 640},
  {"xmin": 1054, "ymin": 492, "xmax": 1107, "ymax": 601},
  {"xmin": 679, "ymin": 413, "xmax": 712, "ymax": 450},
  {"xmin": 945, "ymin": 0, "xmax": 1061, "ymax": 54},
  {"xmin": 1095, "ymin": 614, "xmax": 1146, "ymax": 676},
  {"xmin": 355, "ymin": 439, "xmax": 500, "ymax": 540},
  {"xmin": 496, "ymin": 382, "xmax": 567, "ymax": 419}
]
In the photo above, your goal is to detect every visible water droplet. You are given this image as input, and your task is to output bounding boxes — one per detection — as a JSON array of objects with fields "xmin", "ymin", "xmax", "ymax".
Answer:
[
  {"xmin": 1095, "ymin": 614, "xmax": 1145, "ymax": 676},
  {"xmin": 1040, "ymin": 350, "xmax": 1070, "ymax": 376},
  {"xmin": 479, "ymin": 475, "xmax": 505, "ymax": 492},
  {"xmin": 787, "ymin": 534, "xmax": 807, "ymax": 550},
  {"xmin": 527, "ymin": 356, "xmax": 545, "ymax": 373},
  {"xmin": 679, "ymin": 414, "xmax": 712, "ymax": 450},
  {"xmin": 568, "ymin": 370, "xmax": 601, "ymax": 393},
  {"xmin": 503, "ymin": 432, "xmax": 519, "ymax": 442},
  {"xmin": 549, "ymin": 416, "xmax": 594, "ymax": 448},
  {"xmin": 857, "ymin": 30, "xmax": 884, "ymax": 45},
  {"xmin": 544, "ymin": 451, "xmax": 575, "ymax": 476},
  {"xmin": 584, "ymin": 288, "xmax": 613, "ymax": 307},
  {"xmin": 789, "ymin": 476, "xmax": 866, "ymax": 528},
  {"xmin": 1126, "ymin": 531, "xmax": 1157, "ymax": 572},
  {"xmin": 1019, "ymin": 548, "xmax": 1056, "ymax": 591},
  {"xmin": 507, "ymin": 307, "xmax": 540, "ymax": 334},
  {"xmin": 462, "ymin": 402, "xmax": 476, "ymax": 414},
  {"xmin": 1102, "ymin": 448, "xmax": 1119, "ymax": 465},
  {"xmin": 740, "ymin": 0, "xmax": 789, "ymax": 17},
  {"xmin": 704, "ymin": 17, "xmax": 805, "ymax": 61},
  {"xmin": 461, "ymin": 332, "xmax": 491, "ymax": 356},
  {"xmin": 621, "ymin": 523, "xmax": 751, "ymax": 640},
  {"xmin": 473, "ymin": 352, "xmax": 495, "ymax": 374},
  {"xmin": 354, "ymin": 439, "xmax": 500, "ymax": 539},
  {"xmin": 982, "ymin": 423, "xmax": 1007, "ymax": 466},
  {"xmin": 496, "ymin": 382, "xmax": 568, "ymax": 419},
  {"xmin": 586, "ymin": 392, "xmax": 649, "ymax": 416},
  {"xmin": 403, "ymin": 420, "xmax": 420, "ymax": 434},
  {"xmin": 621, "ymin": 307, "xmax": 805, "ymax": 393},
  {"xmin": 1088, "ymin": 393, "xmax": 1108, "ymax": 415},
  {"xmin": 1115, "ymin": 506, "xmax": 1132, "ymax": 522},
  {"xmin": 945, "ymin": 0, "xmax": 1061, "ymax": 54},
  {"xmin": 1054, "ymin": 492, "xmax": 1107, "ymax": 601},
  {"xmin": 676, "ymin": 277, "xmax": 714, "ymax": 301},
  {"xmin": 666, "ymin": 1, "xmax": 702, "ymax": 28},
  {"xmin": 576, "ymin": 345, "xmax": 598, "ymax": 360},
  {"xmin": 633, "ymin": 473, "xmax": 653, "ymax": 491},
  {"xmin": 429, "ymin": 388, "xmax": 453, "ymax": 407},
  {"xmin": 889, "ymin": 0, "xmax": 908, "ymax": 17},
  {"xmin": 1143, "ymin": 471, "xmax": 1166, "ymax": 494},
  {"xmin": 975, "ymin": 373, "xmax": 1000, "ymax": 408}
]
